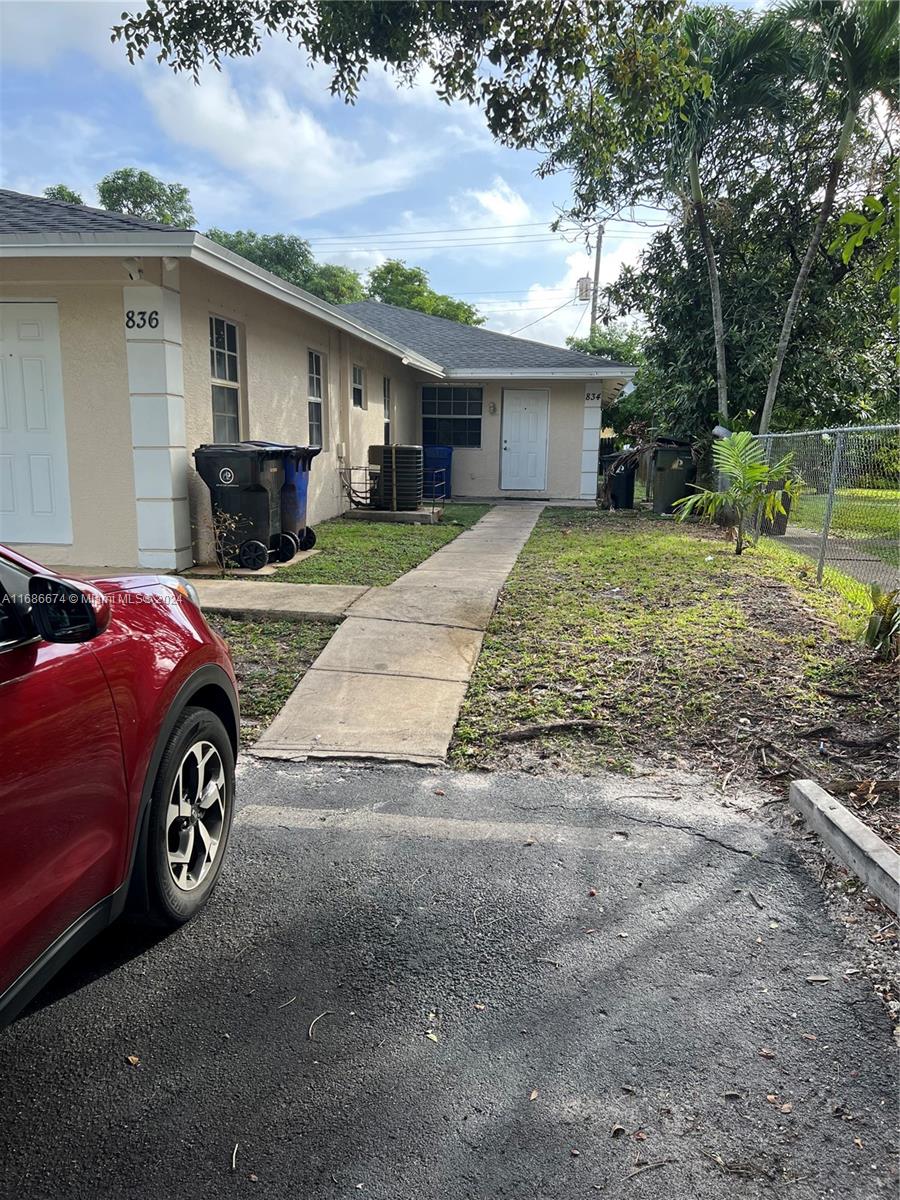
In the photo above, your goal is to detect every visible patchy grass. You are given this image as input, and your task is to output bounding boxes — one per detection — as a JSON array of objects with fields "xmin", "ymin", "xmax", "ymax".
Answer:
[
  {"xmin": 450, "ymin": 508, "xmax": 897, "ymax": 791},
  {"xmin": 208, "ymin": 615, "xmax": 334, "ymax": 741},
  {"xmin": 273, "ymin": 503, "xmax": 492, "ymax": 587}
]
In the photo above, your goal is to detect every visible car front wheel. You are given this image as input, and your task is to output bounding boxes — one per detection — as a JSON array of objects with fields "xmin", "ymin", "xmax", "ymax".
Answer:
[{"xmin": 144, "ymin": 706, "xmax": 235, "ymax": 926}]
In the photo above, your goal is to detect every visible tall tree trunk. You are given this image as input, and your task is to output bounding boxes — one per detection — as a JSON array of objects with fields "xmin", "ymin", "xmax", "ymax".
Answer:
[
  {"xmin": 688, "ymin": 151, "xmax": 729, "ymax": 424},
  {"xmin": 757, "ymin": 104, "xmax": 858, "ymax": 435}
]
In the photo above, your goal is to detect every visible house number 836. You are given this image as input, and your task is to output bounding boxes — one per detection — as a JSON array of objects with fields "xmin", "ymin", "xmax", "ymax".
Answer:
[{"xmin": 125, "ymin": 309, "xmax": 160, "ymax": 330}]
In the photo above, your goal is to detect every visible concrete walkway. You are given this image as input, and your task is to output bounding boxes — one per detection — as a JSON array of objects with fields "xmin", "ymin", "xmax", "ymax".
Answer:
[
  {"xmin": 254, "ymin": 504, "xmax": 543, "ymax": 764},
  {"xmin": 772, "ymin": 525, "xmax": 898, "ymax": 592},
  {"xmin": 194, "ymin": 580, "xmax": 368, "ymax": 623}
]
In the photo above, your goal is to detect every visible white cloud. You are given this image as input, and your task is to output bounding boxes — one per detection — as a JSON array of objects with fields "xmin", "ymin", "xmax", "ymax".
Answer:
[
  {"xmin": 458, "ymin": 176, "xmax": 534, "ymax": 226},
  {"xmin": 0, "ymin": 0, "xmax": 124, "ymax": 70},
  {"xmin": 140, "ymin": 68, "xmax": 439, "ymax": 220}
]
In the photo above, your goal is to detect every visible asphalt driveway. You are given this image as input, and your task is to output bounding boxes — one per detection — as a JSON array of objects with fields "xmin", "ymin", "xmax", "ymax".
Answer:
[{"xmin": 2, "ymin": 761, "xmax": 896, "ymax": 1199}]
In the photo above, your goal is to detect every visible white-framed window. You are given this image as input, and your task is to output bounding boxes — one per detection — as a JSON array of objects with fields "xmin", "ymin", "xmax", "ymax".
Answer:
[
  {"xmin": 383, "ymin": 376, "xmax": 391, "ymax": 443},
  {"xmin": 308, "ymin": 349, "xmax": 325, "ymax": 448},
  {"xmin": 209, "ymin": 315, "xmax": 240, "ymax": 443},
  {"xmin": 352, "ymin": 363, "xmax": 365, "ymax": 409},
  {"xmin": 422, "ymin": 385, "xmax": 482, "ymax": 448}
]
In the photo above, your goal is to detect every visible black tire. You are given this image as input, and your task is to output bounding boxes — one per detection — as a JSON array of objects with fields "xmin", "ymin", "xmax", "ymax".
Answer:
[
  {"xmin": 238, "ymin": 539, "xmax": 269, "ymax": 570},
  {"xmin": 299, "ymin": 526, "xmax": 317, "ymax": 551},
  {"xmin": 143, "ymin": 706, "xmax": 235, "ymax": 927},
  {"xmin": 276, "ymin": 531, "xmax": 299, "ymax": 562}
]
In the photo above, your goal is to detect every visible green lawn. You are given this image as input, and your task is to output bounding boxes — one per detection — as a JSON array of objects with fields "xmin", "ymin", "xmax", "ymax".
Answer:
[
  {"xmin": 450, "ymin": 507, "xmax": 895, "ymax": 787},
  {"xmin": 207, "ymin": 615, "xmax": 334, "ymax": 741},
  {"xmin": 792, "ymin": 487, "xmax": 899, "ymax": 566},
  {"xmin": 273, "ymin": 503, "xmax": 492, "ymax": 587}
]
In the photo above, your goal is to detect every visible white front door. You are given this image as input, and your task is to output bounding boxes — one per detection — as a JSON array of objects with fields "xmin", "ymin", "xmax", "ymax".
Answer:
[
  {"xmin": 0, "ymin": 303, "xmax": 72, "ymax": 545},
  {"xmin": 501, "ymin": 389, "xmax": 549, "ymax": 490}
]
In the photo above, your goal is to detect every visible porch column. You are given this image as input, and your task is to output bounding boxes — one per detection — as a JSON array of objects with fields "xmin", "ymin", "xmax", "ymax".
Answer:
[
  {"xmin": 124, "ymin": 266, "xmax": 191, "ymax": 570},
  {"xmin": 580, "ymin": 383, "xmax": 603, "ymax": 499}
]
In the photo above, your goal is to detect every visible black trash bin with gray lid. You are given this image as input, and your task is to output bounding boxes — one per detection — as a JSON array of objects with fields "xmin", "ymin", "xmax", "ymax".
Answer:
[
  {"xmin": 651, "ymin": 441, "xmax": 697, "ymax": 514},
  {"xmin": 193, "ymin": 443, "xmax": 296, "ymax": 570}
]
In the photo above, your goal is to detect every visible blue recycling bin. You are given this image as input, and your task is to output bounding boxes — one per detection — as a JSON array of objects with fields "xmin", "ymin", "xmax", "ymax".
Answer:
[
  {"xmin": 423, "ymin": 444, "xmax": 453, "ymax": 499},
  {"xmin": 244, "ymin": 441, "xmax": 321, "ymax": 550}
]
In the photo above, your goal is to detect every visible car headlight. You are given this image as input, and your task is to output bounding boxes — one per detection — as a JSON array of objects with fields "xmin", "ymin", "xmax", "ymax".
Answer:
[{"xmin": 167, "ymin": 576, "xmax": 201, "ymax": 610}]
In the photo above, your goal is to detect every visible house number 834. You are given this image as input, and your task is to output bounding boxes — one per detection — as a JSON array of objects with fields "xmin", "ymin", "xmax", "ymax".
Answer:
[{"xmin": 125, "ymin": 309, "xmax": 160, "ymax": 330}]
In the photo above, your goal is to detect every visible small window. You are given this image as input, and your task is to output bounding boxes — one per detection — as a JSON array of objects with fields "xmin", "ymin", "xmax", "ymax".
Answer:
[
  {"xmin": 308, "ymin": 349, "xmax": 325, "ymax": 448},
  {"xmin": 383, "ymin": 376, "xmax": 391, "ymax": 443},
  {"xmin": 352, "ymin": 364, "xmax": 365, "ymax": 409},
  {"xmin": 209, "ymin": 316, "xmax": 241, "ymax": 442},
  {"xmin": 421, "ymin": 386, "xmax": 482, "ymax": 448}
]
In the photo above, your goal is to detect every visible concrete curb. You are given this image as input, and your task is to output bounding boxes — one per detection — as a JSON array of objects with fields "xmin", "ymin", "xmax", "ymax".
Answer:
[{"xmin": 790, "ymin": 779, "xmax": 900, "ymax": 912}]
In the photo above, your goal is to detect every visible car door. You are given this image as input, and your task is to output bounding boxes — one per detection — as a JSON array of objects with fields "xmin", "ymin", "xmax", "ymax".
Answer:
[{"xmin": 0, "ymin": 562, "xmax": 130, "ymax": 995}]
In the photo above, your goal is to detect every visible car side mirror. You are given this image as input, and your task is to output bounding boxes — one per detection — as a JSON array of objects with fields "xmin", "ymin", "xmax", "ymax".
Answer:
[{"xmin": 27, "ymin": 575, "xmax": 111, "ymax": 644}]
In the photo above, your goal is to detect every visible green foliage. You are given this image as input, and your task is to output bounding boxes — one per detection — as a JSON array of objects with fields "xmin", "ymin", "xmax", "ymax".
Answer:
[
  {"xmin": 864, "ymin": 584, "xmax": 900, "ymax": 661},
  {"xmin": 96, "ymin": 167, "xmax": 195, "ymax": 226},
  {"xmin": 673, "ymin": 432, "xmax": 801, "ymax": 554},
  {"xmin": 567, "ymin": 322, "xmax": 650, "ymax": 433},
  {"xmin": 829, "ymin": 162, "xmax": 899, "ymax": 330},
  {"xmin": 114, "ymin": 2, "xmax": 701, "ymax": 183},
  {"xmin": 365, "ymin": 260, "xmax": 484, "ymax": 325},
  {"xmin": 206, "ymin": 229, "xmax": 366, "ymax": 304},
  {"xmin": 43, "ymin": 184, "xmax": 84, "ymax": 204}
]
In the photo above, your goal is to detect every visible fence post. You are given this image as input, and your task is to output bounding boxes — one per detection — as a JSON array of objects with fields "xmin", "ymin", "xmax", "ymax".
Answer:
[{"xmin": 816, "ymin": 430, "xmax": 846, "ymax": 584}]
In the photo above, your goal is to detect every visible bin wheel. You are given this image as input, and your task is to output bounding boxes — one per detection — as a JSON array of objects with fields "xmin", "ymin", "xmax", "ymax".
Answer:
[
  {"xmin": 299, "ymin": 527, "xmax": 317, "ymax": 551},
  {"xmin": 238, "ymin": 539, "xmax": 269, "ymax": 571},
  {"xmin": 276, "ymin": 532, "xmax": 299, "ymax": 563}
]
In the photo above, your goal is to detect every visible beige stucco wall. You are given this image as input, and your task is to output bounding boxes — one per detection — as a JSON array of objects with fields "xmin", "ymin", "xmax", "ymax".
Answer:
[
  {"xmin": 408, "ymin": 376, "xmax": 600, "ymax": 499},
  {"xmin": 179, "ymin": 261, "xmax": 423, "ymax": 564},
  {"xmin": 0, "ymin": 256, "xmax": 160, "ymax": 566}
]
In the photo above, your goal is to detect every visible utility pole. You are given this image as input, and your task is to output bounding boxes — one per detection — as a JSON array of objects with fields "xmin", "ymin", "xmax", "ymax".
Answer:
[{"xmin": 589, "ymin": 220, "xmax": 605, "ymax": 334}]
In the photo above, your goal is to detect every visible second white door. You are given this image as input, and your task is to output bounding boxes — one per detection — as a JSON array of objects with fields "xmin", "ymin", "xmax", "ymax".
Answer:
[{"xmin": 500, "ymin": 389, "xmax": 549, "ymax": 490}]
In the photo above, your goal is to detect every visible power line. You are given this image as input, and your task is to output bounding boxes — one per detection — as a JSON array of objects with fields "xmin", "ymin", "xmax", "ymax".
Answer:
[
  {"xmin": 306, "ymin": 216, "xmax": 666, "ymax": 243},
  {"xmin": 508, "ymin": 298, "xmax": 576, "ymax": 335}
]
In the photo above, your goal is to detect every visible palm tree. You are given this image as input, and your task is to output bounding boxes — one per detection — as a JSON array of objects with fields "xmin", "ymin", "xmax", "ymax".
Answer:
[
  {"xmin": 669, "ymin": 8, "xmax": 794, "ymax": 425},
  {"xmin": 757, "ymin": 0, "xmax": 899, "ymax": 435},
  {"xmin": 673, "ymin": 432, "xmax": 801, "ymax": 555}
]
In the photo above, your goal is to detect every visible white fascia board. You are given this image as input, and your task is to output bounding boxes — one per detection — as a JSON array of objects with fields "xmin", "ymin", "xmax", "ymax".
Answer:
[
  {"xmin": 0, "ymin": 229, "xmax": 445, "ymax": 377},
  {"xmin": 0, "ymin": 230, "xmax": 195, "ymax": 256},
  {"xmin": 442, "ymin": 366, "xmax": 637, "ymax": 380}
]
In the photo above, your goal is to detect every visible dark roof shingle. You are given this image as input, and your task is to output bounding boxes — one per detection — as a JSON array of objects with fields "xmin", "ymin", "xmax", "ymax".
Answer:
[
  {"xmin": 0, "ymin": 188, "xmax": 193, "ymax": 234},
  {"xmin": 341, "ymin": 300, "xmax": 632, "ymax": 372}
]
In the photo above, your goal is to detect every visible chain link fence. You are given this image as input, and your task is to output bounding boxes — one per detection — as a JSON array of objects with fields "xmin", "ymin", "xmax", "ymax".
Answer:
[{"xmin": 755, "ymin": 424, "xmax": 899, "ymax": 596}]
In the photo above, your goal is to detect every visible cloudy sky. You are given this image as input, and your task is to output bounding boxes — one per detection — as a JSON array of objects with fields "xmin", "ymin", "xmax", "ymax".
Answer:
[{"xmin": 0, "ymin": 0, "xmax": 668, "ymax": 345}]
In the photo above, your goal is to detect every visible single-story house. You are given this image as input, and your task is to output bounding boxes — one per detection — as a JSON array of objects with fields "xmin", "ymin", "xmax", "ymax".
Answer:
[{"xmin": 0, "ymin": 189, "xmax": 635, "ymax": 570}]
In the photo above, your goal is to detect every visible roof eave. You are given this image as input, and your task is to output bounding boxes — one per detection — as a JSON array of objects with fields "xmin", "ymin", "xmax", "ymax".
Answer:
[
  {"xmin": 0, "ymin": 230, "xmax": 446, "ymax": 377},
  {"xmin": 441, "ymin": 366, "xmax": 637, "ymax": 380}
]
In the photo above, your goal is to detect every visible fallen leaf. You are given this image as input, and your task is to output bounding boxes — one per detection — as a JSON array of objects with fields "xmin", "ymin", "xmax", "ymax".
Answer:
[
  {"xmin": 524, "ymin": 838, "xmax": 536, "ymax": 846},
  {"xmin": 801, "ymin": 1033, "xmax": 817, "ymax": 1042},
  {"xmin": 424, "ymin": 1031, "xmax": 439, "ymax": 1043},
  {"xmin": 723, "ymin": 1090, "xmax": 742, "ymax": 1100},
  {"xmin": 529, "ymin": 1089, "xmax": 539, "ymax": 1101},
  {"xmin": 617, "ymin": 932, "xmax": 629, "ymax": 939},
  {"xmin": 766, "ymin": 1094, "xmax": 778, "ymax": 1104},
  {"xmin": 434, "ymin": 789, "xmax": 445, "ymax": 796},
  {"xmin": 806, "ymin": 975, "xmax": 831, "ymax": 983},
  {"xmin": 759, "ymin": 1047, "xmax": 776, "ymax": 1059},
  {"xmin": 474, "ymin": 1003, "xmax": 485, "ymax": 1012},
  {"xmin": 611, "ymin": 1124, "xmax": 626, "ymax": 1138},
  {"xmin": 570, "ymin": 1149, "xmax": 580, "ymax": 1157},
  {"xmin": 780, "ymin": 1102, "xmax": 793, "ymax": 1114},
  {"xmin": 248, "ymin": 1175, "xmax": 258, "ymax": 1183},
  {"xmin": 853, "ymin": 1138, "xmax": 863, "ymax": 1149},
  {"xmin": 634, "ymin": 1130, "xmax": 647, "ymax": 1141},
  {"xmin": 588, "ymin": 888, "xmax": 597, "ymax": 897},
  {"xmin": 126, "ymin": 1055, "xmax": 140, "ymax": 1066}
]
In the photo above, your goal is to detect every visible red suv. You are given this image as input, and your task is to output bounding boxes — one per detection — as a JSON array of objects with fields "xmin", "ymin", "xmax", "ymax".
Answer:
[{"xmin": 0, "ymin": 545, "xmax": 239, "ymax": 1025}]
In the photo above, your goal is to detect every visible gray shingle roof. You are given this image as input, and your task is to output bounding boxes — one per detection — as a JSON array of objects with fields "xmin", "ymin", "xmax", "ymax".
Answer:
[
  {"xmin": 342, "ymin": 300, "xmax": 632, "ymax": 373},
  {"xmin": 0, "ymin": 188, "xmax": 193, "ymax": 234}
]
